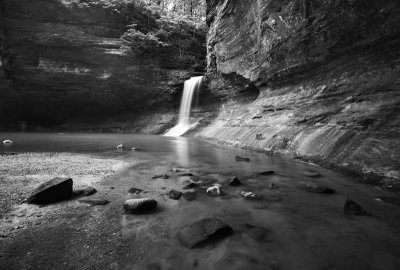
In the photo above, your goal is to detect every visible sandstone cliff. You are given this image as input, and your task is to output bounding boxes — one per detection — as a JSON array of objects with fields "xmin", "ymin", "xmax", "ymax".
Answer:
[
  {"xmin": 0, "ymin": 0, "xmax": 205, "ymax": 130},
  {"xmin": 200, "ymin": 0, "xmax": 400, "ymax": 189}
]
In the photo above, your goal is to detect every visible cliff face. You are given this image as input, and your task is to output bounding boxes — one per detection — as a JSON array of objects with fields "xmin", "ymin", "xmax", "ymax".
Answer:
[
  {"xmin": 0, "ymin": 0, "xmax": 205, "ymax": 130},
  {"xmin": 200, "ymin": 0, "xmax": 400, "ymax": 189}
]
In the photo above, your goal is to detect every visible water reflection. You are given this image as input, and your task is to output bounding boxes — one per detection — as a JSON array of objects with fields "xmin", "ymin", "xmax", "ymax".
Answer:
[{"xmin": 171, "ymin": 137, "xmax": 190, "ymax": 167}]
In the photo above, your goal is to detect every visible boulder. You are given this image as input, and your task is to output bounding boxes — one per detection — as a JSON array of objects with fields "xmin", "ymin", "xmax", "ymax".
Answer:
[
  {"xmin": 123, "ymin": 198, "xmax": 157, "ymax": 213},
  {"xmin": 27, "ymin": 177, "xmax": 73, "ymax": 204},
  {"xmin": 299, "ymin": 183, "xmax": 335, "ymax": 194},
  {"xmin": 235, "ymin": 156, "xmax": 250, "ymax": 162},
  {"xmin": 344, "ymin": 199, "xmax": 369, "ymax": 216},
  {"xmin": 78, "ymin": 198, "xmax": 109, "ymax": 206},
  {"xmin": 168, "ymin": 190, "xmax": 182, "ymax": 200},
  {"xmin": 229, "ymin": 176, "xmax": 242, "ymax": 186},
  {"xmin": 177, "ymin": 218, "xmax": 233, "ymax": 248}
]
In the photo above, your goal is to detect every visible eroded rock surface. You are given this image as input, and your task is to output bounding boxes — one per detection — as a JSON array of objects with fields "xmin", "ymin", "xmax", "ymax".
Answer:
[{"xmin": 199, "ymin": 0, "xmax": 400, "ymax": 189}]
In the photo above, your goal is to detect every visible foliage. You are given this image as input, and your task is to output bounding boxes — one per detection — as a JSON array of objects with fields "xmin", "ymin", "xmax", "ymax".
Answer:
[{"xmin": 119, "ymin": 0, "xmax": 207, "ymax": 59}]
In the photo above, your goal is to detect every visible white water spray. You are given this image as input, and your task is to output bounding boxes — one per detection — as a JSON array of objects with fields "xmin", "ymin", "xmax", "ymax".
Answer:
[{"xmin": 165, "ymin": 76, "xmax": 203, "ymax": 137}]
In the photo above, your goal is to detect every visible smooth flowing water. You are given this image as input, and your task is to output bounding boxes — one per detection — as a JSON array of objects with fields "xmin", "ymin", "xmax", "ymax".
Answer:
[
  {"xmin": 165, "ymin": 76, "xmax": 203, "ymax": 137},
  {"xmin": 1, "ymin": 132, "xmax": 400, "ymax": 270}
]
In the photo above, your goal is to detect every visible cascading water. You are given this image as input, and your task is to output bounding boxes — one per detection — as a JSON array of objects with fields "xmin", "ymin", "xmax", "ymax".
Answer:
[{"xmin": 164, "ymin": 76, "xmax": 203, "ymax": 137}]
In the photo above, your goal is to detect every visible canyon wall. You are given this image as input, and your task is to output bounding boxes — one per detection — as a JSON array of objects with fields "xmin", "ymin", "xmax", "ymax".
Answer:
[
  {"xmin": 0, "ymin": 0, "xmax": 205, "ymax": 131},
  {"xmin": 200, "ymin": 0, "xmax": 400, "ymax": 189}
]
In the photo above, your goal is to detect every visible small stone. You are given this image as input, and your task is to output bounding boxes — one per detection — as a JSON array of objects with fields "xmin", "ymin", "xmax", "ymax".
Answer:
[
  {"xmin": 252, "ymin": 115, "xmax": 262, "ymax": 119},
  {"xmin": 78, "ymin": 199, "xmax": 109, "ymax": 206},
  {"xmin": 128, "ymin": 188, "xmax": 144, "ymax": 194},
  {"xmin": 116, "ymin": 144, "xmax": 125, "ymax": 150},
  {"xmin": 27, "ymin": 177, "xmax": 73, "ymax": 204},
  {"xmin": 123, "ymin": 198, "xmax": 157, "ymax": 213},
  {"xmin": 299, "ymin": 183, "xmax": 335, "ymax": 194},
  {"xmin": 235, "ymin": 156, "xmax": 250, "ymax": 162},
  {"xmin": 183, "ymin": 183, "xmax": 200, "ymax": 190},
  {"xmin": 177, "ymin": 218, "xmax": 233, "ymax": 248},
  {"xmin": 259, "ymin": 171, "xmax": 275, "ymax": 176},
  {"xmin": 344, "ymin": 199, "xmax": 369, "ymax": 216},
  {"xmin": 229, "ymin": 177, "xmax": 242, "ymax": 186},
  {"xmin": 152, "ymin": 174, "xmax": 169, "ymax": 179},
  {"xmin": 74, "ymin": 186, "xmax": 96, "ymax": 197},
  {"xmin": 183, "ymin": 191, "xmax": 196, "ymax": 201},
  {"xmin": 268, "ymin": 183, "xmax": 278, "ymax": 189},
  {"xmin": 241, "ymin": 191, "xmax": 260, "ymax": 200},
  {"xmin": 168, "ymin": 190, "xmax": 182, "ymax": 200},
  {"xmin": 206, "ymin": 184, "xmax": 222, "ymax": 195},
  {"xmin": 83, "ymin": 186, "xmax": 97, "ymax": 196}
]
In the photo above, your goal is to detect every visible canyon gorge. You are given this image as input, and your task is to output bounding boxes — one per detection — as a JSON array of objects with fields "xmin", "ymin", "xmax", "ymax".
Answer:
[{"xmin": 1, "ymin": 0, "xmax": 399, "ymax": 187}]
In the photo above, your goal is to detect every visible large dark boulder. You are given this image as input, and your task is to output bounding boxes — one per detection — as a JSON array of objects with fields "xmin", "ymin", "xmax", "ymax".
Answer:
[
  {"xmin": 177, "ymin": 218, "xmax": 232, "ymax": 248},
  {"xmin": 27, "ymin": 177, "xmax": 73, "ymax": 204}
]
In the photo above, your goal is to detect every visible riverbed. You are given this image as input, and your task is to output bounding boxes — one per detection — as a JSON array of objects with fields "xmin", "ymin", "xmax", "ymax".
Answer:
[{"xmin": 1, "ymin": 132, "xmax": 400, "ymax": 270}]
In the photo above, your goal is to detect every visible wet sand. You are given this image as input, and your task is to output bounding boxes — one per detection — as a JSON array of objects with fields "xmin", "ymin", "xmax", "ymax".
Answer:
[{"xmin": 1, "ymin": 133, "xmax": 400, "ymax": 270}]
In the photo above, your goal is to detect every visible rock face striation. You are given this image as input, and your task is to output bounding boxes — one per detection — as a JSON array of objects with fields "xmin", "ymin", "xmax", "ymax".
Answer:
[
  {"xmin": 0, "ymin": 0, "xmax": 205, "ymax": 129},
  {"xmin": 199, "ymin": 0, "xmax": 400, "ymax": 189}
]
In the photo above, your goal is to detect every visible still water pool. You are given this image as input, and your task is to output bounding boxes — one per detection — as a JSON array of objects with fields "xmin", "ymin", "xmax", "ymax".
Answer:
[{"xmin": 1, "ymin": 132, "xmax": 400, "ymax": 270}]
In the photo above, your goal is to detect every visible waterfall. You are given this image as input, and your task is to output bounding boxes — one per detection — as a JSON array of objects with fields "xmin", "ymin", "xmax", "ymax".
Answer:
[{"xmin": 165, "ymin": 76, "xmax": 203, "ymax": 137}]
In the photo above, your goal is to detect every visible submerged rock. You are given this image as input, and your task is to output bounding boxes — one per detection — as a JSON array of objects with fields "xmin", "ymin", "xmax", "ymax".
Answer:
[
  {"xmin": 123, "ymin": 198, "xmax": 157, "ymax": 213},
  {"xmin": 259, "ymin": 171, "xmax": 275, "ymax": 176},
  {"xmin": 152, "ymin": 174, "xmax": 169, "ymax": 180},
  {"xmin": 344, "ymin": 199, "xmax": 369, "ymax": 216},
  {"xmin": 128, "ymin": 187, "xmax": 144, "ymax": 194},
  {"xmin": 78, "ymin": 198, "xmax": 109, "ymax": 206},
  {"xmin": 178, "ymin": 173, "xmax": 194, "ymax": 177},
  {"xmin": 190, "ymin": 175, "xmax": 201, "ymax": 182},
  {"xmin": 177, "ymin": 218, "xmax": 233, "ymax": 248},
  {"xmin": 229, "ymin": 176, "xmax": 242, "ymax": 186},
  {"xmin": 304, "ymin": 172, "xmax": 322, "ymax": 178},
  {"xmin": 235, "ymin": 156, "xmax": 250, "ymax": 162},
  {"xmin": 27, "ymin": 177, "xmax": 73, "ymax": 204},
  {"xmin": 299, "ymin": 183, "xmax": 335, "ymax": 194},
  {"xmin": 168, "ymin": 190, "xmax": 182, "ymax": 200},
  {"xmin": 241, "ymin": 224, "xmax": 269, "ymax": 242},
  {"xmin": 183, "ymin": 182, "xmax": 201, "ymax": 190},
  {"xmin": 183, "ymin": 191, "xmax": 196, "ymax": 201}
]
